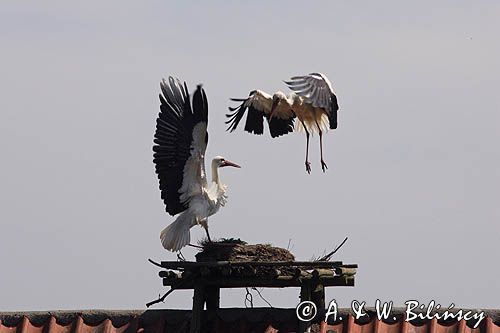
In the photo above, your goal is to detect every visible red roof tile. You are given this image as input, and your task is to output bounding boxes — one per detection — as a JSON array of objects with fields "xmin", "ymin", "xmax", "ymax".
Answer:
[{"xmin": 1, "ymin": 309, "xmax": 499, "ymax": 333}]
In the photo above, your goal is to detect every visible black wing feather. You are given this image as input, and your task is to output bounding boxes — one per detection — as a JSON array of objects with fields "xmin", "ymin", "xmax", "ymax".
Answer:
[
  {"xmin": 226, "ymin": 94, "xmax": 295, "ymax": 138},
  {"xmin": 225, "ymin": 100, "xmax": 251, "ymax": 133},
  {"xmin": 244, "ymin": 106, "xmax": 265, "ymax": 135},
  {"xmin": 153, "ymin": 77, "xmax": 208, "ymax": 216},
  {"xmin": 328, "ymin": 93, "xmax": 339, "ymax": 129},
  {"xmin": 266, "ymin": 115, "xmax": 295, "ymax": 138}
]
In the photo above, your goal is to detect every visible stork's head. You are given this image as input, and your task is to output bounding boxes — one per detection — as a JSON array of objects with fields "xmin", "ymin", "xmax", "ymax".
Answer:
[
  {"xmin": 270, "ymin": 91, "xmax": 286, "ymax": 121},
  {"xmin": 212, "ymin": 156, "xmax": 241, "ymax": 169}
]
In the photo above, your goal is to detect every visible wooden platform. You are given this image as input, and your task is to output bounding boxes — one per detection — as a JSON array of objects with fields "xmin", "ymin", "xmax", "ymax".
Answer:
[{"xmin": 152, "ymin": 260, "xmax": 357, "ymax": 333}]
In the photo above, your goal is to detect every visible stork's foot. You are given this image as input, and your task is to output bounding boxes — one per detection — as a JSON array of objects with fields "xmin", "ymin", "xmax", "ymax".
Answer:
[
  {"xmin": 321, "ymin": 160, "xmax": 328, "ymax": 172},
  {"xmin": 305, "ymin": 161, "xmax": 312, "ymax": 174}
]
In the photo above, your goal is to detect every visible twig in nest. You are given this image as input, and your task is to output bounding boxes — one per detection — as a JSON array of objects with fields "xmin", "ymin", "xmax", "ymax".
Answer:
[
  {"xmin": 148, "ymin": 258, "xmax": 163, "ymax": 268},
  {"xmin": 199, "ymin": 237, "xmax": 247, "ymax": 248},
  {"xmin": 317, "ymin": 237, "xmax": 348, "ymax": 261}
]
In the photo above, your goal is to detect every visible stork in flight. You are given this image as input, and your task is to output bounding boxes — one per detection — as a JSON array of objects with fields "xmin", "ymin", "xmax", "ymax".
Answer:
[
  {"xmin": 153, "ymin": 77, "xmax": 241, "ymax": 252},
  {"xmin": 226, "ymin": 73, "xmax": 339, "ymax": 173}
]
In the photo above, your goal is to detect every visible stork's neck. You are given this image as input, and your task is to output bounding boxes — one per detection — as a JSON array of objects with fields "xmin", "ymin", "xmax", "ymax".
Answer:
[{"xmin": 211, "ymin": 161, "xmax": 222, "ymax": 187}]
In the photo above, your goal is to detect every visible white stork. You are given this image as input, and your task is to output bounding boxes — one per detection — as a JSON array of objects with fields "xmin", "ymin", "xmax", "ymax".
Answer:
[
  {"xmin": 226, "ymin": 73, "xmax": 339, "ymax": 173},
  {"xmin": 153, "ymin": 77, "xmax": 241, "ymax": 252}
]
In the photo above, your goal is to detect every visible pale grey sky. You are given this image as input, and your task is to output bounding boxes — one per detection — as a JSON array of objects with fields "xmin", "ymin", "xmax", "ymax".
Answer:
[{"xmin": 1, "ymin": 1, "xmax": 499, "ymax": 311}]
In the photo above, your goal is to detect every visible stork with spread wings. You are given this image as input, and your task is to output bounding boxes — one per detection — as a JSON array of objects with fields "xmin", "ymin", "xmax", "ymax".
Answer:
[
  {"xmin": 226, "ymin": 73, "xmax": 339, "ymax": 173},
  {"xmin": 153, "ymin": 77, "xmax": 240, "ymax": 252}
]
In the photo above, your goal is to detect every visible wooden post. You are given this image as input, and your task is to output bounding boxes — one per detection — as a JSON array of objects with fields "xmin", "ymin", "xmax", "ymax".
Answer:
[
  {"xmin": 300, "ymin": 281, "xmax": 312, "ymax": 302},
  {"xmin": 205, "ymin": 287, "xmax": 220, "ymax": 314},
  {"xmin": 299, "ymin": 281, "xmax": 313, "ymax": 333},
  {"xmin": 311, "ymin": 283, "xmax": 325, "ymax": 324},
  {"xmin": 190, "ymin": 284, "xmax": 205, "ymax": 333}
]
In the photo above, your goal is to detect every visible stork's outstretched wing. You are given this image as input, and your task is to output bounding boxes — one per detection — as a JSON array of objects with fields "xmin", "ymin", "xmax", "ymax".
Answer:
[
  {"xmin": 226, "ymin": 90, "xmax": 295, "ymax": 138},
  {"xmin": 153, "ymin": 77, "xmax": 209, "ymax": 216},
  {"xmin": 285, "ymin": 73, "xmax": 339, "ymax": 129}
]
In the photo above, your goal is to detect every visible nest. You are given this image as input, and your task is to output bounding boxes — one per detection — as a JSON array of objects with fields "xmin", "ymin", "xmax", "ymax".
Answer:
[{"xmin": 196, "ymin": 238, "xmax": 295, "ymax": 262}]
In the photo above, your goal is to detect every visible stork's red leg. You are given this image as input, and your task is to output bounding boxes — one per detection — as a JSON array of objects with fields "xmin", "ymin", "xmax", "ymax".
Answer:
[
  {"xmin": 300, "ymin": 119, "xmax": 311, "ymax": 174},
  {"xmin": 319, "ymin": 131, "xmax": 328, "ymax": 172},
  {"xmin": 315, "ymin": 119, "xmax": 328, "ymax": 172},
  {"xmin": 200, "ymin": 219, "xmax": 212, "ymax": 242}
]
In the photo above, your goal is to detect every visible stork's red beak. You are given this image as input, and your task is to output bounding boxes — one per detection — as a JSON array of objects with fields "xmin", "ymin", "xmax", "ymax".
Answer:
[
  {"xmin": 269, "ymin": 99, "xmax": 279, "ymax": 121},
  {"xmin": 221, "ymin": 160, "xmax": 241, "ymax": 168}
]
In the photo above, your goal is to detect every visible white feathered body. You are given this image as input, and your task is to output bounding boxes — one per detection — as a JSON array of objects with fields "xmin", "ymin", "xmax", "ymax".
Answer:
[
  {"xmin": 268, "ymin": 91, "xmax": 330, "ymax": 134},
  {"xmin": 225, "ymin": 72, "xmax": 338, "ymax": 173},
  {"xmin": 154, "ymin": 78, "xmax": 239, "ymax": 252},
  {"xmin": 160, "ymin": 162, "xmax": 229, "ymax": 252},
  {"xmin": 188, "ymin": 181, "xmax": 228, "ymax": 221},
  {"xmin": 227, "ymin": 72, "xmax": 338, "ymax": 138}
]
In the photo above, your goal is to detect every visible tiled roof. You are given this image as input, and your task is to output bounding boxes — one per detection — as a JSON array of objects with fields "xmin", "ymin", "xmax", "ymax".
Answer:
[{"xmin": 1, "ymin": 309, "xmax": 499, "ymax": 333}]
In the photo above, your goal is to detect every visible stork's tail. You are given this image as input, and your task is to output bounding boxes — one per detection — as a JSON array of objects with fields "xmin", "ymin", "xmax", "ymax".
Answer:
[{"xmin": 160, "ymin": 211, "xmax": 195, "ymax": 252}]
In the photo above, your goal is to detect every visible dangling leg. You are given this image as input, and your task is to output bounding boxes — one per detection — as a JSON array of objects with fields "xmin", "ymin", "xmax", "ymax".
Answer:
[
  {"xmin": 199, "ymin": 219, "xmax": 211, "ymax": 242},
  {"xmin": 315, "ymin": 118, "xmax": 328, "ymax": 172},
  {"xmin": 300, "ymin": 119, "xmax": 311, "ymax": 174},
  {"xmin": 320, "ymin": 132, "xmax": 328, "ymax": 172}
]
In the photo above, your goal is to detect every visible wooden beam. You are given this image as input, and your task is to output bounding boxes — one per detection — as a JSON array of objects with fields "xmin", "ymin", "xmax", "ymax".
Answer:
[
  {"xmin": 160, "ymin": 260, "xmax": 347, "ymax": 269},
  {"xmin": 163, "ymin": 275, "xmax": 354, "ymax": 289}
]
